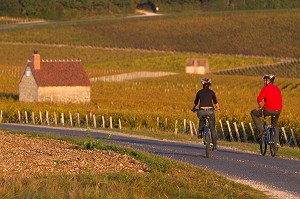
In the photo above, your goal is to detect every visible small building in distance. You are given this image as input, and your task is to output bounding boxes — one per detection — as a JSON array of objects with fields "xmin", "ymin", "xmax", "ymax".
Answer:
[
  {"xmin": 185, "ymin": 58, "xmax": 209, "ymax": 74},
  {"xmin": 19, "ymin": 51, "xmax": 91, "ymax": 103}
]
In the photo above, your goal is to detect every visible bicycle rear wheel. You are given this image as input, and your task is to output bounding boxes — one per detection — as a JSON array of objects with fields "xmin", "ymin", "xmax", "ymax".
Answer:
[
  {"xmin": 270, "ymin": 128, "xmax": 278, "ymax": 157},
  {"xmin": 204, "ymin": 128, "xmax": 211, "ymax": 158},
  {"xmin": 259, "ymin": 136, "xmax": 267, "ymax": 156}
]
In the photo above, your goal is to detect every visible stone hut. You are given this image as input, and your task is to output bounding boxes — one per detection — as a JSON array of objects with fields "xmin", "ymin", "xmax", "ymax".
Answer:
[
  {"xmin": 185, "ymin": 58, "xmax": 209, "ymax": 74},
  {"xmin": 19, "ymin": 51, "xmax": 91, "ymax": 103}
]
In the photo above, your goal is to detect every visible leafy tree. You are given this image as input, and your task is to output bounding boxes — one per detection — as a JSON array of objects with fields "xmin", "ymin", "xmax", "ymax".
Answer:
[
  {"xmin": 19, "ymin": 0, "xmax": 46, "ymax": 17},
  {"xmin": 0, "ymin": 0, "xmax": 21, "ymax": 16}
]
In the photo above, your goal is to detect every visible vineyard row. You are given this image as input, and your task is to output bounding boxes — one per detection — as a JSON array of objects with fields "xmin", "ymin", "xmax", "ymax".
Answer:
[
  {"xmin": 211, "ymin": 60, "xmax": 300, "ymax": 78},
  {"xmin": 1, "ymin": 110, "xmax": 298, "ymax": 147},
  {"xmin": 90, "ymin": 71, "xmax": 177, "ymax": 82},
  {"xmin": 0, "ymin": 41, "xmax": 290, "ymax": 60},
  {"xmin": 0, "ymin": 17, "xmax": 44, "ymax": 25}
]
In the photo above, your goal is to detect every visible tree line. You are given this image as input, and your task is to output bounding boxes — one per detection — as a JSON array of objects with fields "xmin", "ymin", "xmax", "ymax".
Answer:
[
  {"xmin": 0, "ymin": 0, "xmax": 136, "ymax": 19},
  {"xmin": 0, "ymin": 0, "xmax": 300, "ymax": 19}
]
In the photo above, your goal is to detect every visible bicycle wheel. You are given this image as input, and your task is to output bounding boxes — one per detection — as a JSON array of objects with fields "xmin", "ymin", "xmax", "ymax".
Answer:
[
  {"xmin": 204, "ymin": 127, "xmax": 211, "ymax": 158},
  {"xmin": 270, "ymin": 128, "xmax": 278, "ymax": 157},
  {"xmin": 259, "ymin": 136, "xmax": 267, "ymax": 156}
]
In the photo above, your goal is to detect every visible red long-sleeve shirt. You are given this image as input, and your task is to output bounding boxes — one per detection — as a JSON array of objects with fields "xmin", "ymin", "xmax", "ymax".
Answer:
[{"xmin": 257, "ymin": 83, "xmax": 282, "ymax": 111}]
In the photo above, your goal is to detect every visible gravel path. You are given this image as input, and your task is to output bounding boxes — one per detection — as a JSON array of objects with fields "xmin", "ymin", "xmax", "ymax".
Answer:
[{"xmin": 0, "ymin": 131, "xmax": 147, "ymax": 177}]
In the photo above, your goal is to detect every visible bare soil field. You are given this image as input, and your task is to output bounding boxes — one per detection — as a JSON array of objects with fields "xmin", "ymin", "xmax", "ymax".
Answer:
[{"xmin": 0, "ymin": 131, "xmax": 147, "ymax": 177}]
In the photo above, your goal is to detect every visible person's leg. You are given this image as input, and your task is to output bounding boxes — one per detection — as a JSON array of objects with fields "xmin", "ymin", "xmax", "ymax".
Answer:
[
  {"xmin": 198, "ymin": 119, "xmax": 204, "ymax": 138},
  {"xmin": 197, "ymin": 110, "xmax": 205, "ymax": 137},
  {"xmin": 250, "ymin": 108, "xmax": 264, "ymax": 135},
  {"xmin": 264, "ymin": 110, "xmax": 281, "ymax": 143},
  {"xmin": 208, "ymin": 110, "xmax": 217, "ymax": 149},
  {"xmin": 272, "ymin": 114, "xmax": 280, "ymax": 144}
]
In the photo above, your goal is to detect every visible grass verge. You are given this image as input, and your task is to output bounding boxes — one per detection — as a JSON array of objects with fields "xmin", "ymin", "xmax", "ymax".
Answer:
[{"xmin": 0, "ymin": 130, "xmax": 269, "ymax": 198}]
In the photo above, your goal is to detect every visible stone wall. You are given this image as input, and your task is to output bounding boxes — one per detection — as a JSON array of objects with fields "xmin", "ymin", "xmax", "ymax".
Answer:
[
  {"xmin": 38, "ymin": 86, "xmax": 90, "ymax": 103},
  {"xmin": 19, "ymin": 67, "xmax": 38, "ymax": 102},
  {"xmin": 185, "ymin": 58, "xmax": 209, "ymax": 74}
]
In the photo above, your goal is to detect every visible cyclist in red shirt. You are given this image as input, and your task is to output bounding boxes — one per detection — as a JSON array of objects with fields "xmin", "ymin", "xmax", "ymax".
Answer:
[{"xmin": 250, "ymin": 74, "xmax": 282, "ymax": 143}]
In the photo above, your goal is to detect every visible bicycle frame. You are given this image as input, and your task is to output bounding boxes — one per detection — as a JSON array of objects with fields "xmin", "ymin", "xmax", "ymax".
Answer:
[
  {"xmin": 263, "ymin": 118, "xmax": 274, "ymax": 144},
  {"xmin": 201, "ymin": 117, "xmax": 210, "ymax": 140},
  {"xmin": 201, "ymin": 116, "xmax": 213, "ymax": 158},
  {"xmin": 260, "ymin": 115, "xmax": 278, "ymax": 157}
]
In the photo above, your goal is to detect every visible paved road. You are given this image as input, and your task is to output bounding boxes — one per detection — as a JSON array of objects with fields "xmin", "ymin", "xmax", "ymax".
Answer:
[{"xmin": 1, "ymin": 123, "xmax": 299, "ymax": 198}]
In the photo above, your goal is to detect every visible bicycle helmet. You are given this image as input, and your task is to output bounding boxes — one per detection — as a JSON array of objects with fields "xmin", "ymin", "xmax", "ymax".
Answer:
[
  {"xmin": 201, "ymin": 78, "xmax": 211, "ymax": 87},
  {"xmin": 263, "ymin": 74, "xmax": 275, "ymax": 83}
]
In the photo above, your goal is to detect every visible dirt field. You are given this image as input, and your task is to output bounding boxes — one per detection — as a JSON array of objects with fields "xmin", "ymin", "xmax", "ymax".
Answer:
[{"xmin": 0, "ymin": 131, "xmax": 147, "ymax": 177}]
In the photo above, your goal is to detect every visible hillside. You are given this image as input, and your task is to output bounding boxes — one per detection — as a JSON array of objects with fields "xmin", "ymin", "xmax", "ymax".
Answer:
[
  {"xmin": 211, "ymin": 60, "xmax": 300, "ymax": 78},
  {"xmin": 1, "ymin": 11, "xmax": 300, "ymax": 58}
]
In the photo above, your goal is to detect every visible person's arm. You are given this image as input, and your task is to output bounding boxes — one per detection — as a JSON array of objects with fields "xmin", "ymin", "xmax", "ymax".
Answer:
[
  {"xmin": 215, "ymin": 102, "xmax": 220, "ymax": 110},
  {"xmin": 212, "ymin": 91, "xmax": 219, "ymax": 110},
  {"xmin": 256, "ymin": 87, "xmax": 266, "ymax": 110},
  {"xmin": 256, "ymin": 101, "xmax": 264, "ymax": 110},
  {"xmin": 192, "ymin": 92, "xmax": 199, "ymax": 111}
]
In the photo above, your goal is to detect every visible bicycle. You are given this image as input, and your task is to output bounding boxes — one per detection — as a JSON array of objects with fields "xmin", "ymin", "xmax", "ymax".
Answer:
[
  {"xmin": 259, "ymin": 115, "xmax": 278, "ymax": 157},
  {"xmin": 193, "ymin": 108, "xmax": 218, "ymax": 158}
]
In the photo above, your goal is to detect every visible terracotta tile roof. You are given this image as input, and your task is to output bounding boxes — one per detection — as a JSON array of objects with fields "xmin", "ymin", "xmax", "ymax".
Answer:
[{"xmin": 30, "ymin": 61, "xmax": 91, "ymax": 87}]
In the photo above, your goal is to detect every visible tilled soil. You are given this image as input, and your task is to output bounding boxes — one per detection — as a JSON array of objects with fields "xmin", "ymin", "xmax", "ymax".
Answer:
[{"xmin": 0, "ymin": 131, "xmax": 148, "ymax": 177}]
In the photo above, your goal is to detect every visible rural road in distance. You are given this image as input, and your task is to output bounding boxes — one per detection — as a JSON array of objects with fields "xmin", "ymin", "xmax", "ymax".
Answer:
[{"xmin": 1, "ymin": 123, "xmax": 299, "ymax": 198}]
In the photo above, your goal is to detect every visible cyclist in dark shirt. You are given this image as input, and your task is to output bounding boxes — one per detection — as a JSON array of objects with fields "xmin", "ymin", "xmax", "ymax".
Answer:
[
  {"xmin": 192, "ymin": 78, "xmax": 220, "ymax": 150},
  {"xmin": 251, "ymin": 74, "xmax": 282, "ymax": 143}
]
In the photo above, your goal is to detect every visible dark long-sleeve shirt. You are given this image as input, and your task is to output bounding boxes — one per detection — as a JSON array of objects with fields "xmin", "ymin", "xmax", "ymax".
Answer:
[{"xmin": 194, "ymin": 88, "xmax": 218, "ymax": 107}]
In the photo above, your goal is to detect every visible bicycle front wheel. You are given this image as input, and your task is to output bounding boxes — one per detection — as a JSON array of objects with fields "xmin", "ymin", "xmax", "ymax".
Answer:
[
  {"xmin": 270, "ymin": 128, "xmax": 278, "ymax": 157},
  {"xmin": 204, "ymin": 128, "xmax": 211, "ymax": 158},
  {"xmin": 259, "ymin": 136, "xmax": 267, "ymax": 156}
]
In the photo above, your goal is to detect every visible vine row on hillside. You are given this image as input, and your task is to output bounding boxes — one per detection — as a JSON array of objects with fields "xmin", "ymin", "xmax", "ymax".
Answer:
[
  {"xmin": 210, "ymin": 60, "xmax": 300, "ymax": 78},
  {"xmin": 0, "ymin": 41, "xmax": 296, "ymax": 61}
]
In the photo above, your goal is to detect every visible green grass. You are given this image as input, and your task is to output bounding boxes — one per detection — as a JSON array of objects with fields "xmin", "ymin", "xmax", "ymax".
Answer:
[
  {"xmin": 0, "ymin": 131, "xmax": 270, "ymax": 198},
  {"xmin": 0, "ymin": 171, "xmax": 269, "ymax": 199}
]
